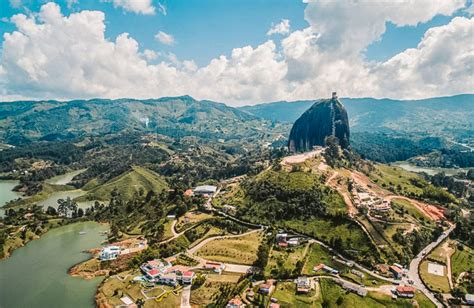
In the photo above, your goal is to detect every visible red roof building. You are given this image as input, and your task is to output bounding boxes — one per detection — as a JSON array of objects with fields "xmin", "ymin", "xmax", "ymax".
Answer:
[{"xmin": 395, "ymin": 285, "xmax": 415, "ymax": 298}]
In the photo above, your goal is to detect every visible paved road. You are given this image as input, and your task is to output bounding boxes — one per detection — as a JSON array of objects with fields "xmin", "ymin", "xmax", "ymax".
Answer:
[
  {"xmin": 406, "ymin": 224, "xmax": 456, "ymax": 308},
  {"xmin": 180, "ymin": 285, "xmax": 191, "ymax": 308}
]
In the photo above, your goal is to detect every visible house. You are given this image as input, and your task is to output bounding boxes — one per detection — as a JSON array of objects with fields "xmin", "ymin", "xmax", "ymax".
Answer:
[
  {"xmin": 351, "ymin": 269, "xmax": 365, "ymax": 279},
  {"xmin": 287, "ymin": 238, "xmax": 300, "ymax": 246},
  {"xmin": 269, "ymin": 304, "xmax": 280, "ymax": 308},
  {"xmin": 338, "ymin": 280, "xmax": 367, "ymax": 297},
  {"xmin": 259, "ymin": 280, "xmax": 274, "ymax": 294},
  {"xmin": 204, "ymin": 261, "xmax": 226, "ymax": 274},
  {"xmin": 144, "ymin": 268, "xmax": 161, "ymax": 281},
  {"xmin": 159, "ymin": 273, "xmax": 178, "ymax": 286},
  {"xmin": 376, "ymin": 264, "xmax": 389, "ymax": 274},
  {"xmin": 465, "ymin": 294, "xmax": 474, "ymax": 305},
  {"xmin": 194, "ymin": 185, "xmax": 217, "ymax": 196},
  {"xmin": 99, "ymin": 246, "xmax": 121, "ymax": 261},
  {"xmin": 296, "ymin": 276, "xmax": 311, "ymax": 293},
  {"xmin": 180, "ymin": 271, "xmax": 195, "ymax": 284},
  {"xmin": 226, "ymin": 297, "xmax": 244, "ymax": 308},
  {"xmin": 275, "ymin": 233, "xmax": 287, "ymax": 242},
  {"xmin": 313, "ymin": 263, "xmax": 325, "ymax": 272},
  {"xmin": 140, "ymin": 259, "xmax": 171, "ymax": 274},
  {"xmin": 389, "ymin": 265, "xmax": 403, "ymax": 279},
  {"xmin": 277, "ymin": 242, "xmax": 288, "ymax": 248},
  {"xmin": 120, "ymin": 296, "xmax": 136, "ymax": 308},
  {"xmin": 323, "ymin": 264, "xmax": 339, "ymax": 275},
  {"xmin": 184, "ymin": 189, "xmax": 194, "ymax": 197},
  {"xmin": 395, "ymin": 286, "xmax": 415, "ymax": 298}
]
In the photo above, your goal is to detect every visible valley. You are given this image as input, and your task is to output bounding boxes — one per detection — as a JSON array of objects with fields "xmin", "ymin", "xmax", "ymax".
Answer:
[{"xmin": 0, "ymin": 95, "xmax": 472, "ymax": 308}]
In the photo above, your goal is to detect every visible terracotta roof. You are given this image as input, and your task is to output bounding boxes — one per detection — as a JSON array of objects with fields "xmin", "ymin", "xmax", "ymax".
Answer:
[
  {"xmin": 182, "ymin": 271, "xmax": 194, "ymax": 277},
  {"xmin": 313, "ymin": 263, "xmax": 325, "ymax": 271},
  {"xmin": 148, "ymin": 268, "xmax": 160, "ymax": 276},
  {"xmin": 389, "ymin": 265, "xmax": 403, "ymax": 273},
  {"xmin": 396, "ymin": 286, "xmax": 415, "ymax": 293}
]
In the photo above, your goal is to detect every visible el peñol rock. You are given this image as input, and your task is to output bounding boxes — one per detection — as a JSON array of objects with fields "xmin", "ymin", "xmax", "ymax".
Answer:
[{"xmin": 288, "ymin": 92, "xmax": 350, "ymax": 152}]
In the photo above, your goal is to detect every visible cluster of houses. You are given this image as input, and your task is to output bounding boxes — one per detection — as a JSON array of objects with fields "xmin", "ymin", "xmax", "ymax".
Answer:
[
  {"xmin": 140, "ymin": 259, "xmax": 195, "ymax": 286},
  {"xmin": 296, "ymin": 276, "xmax": 311, "ymax": 293},
  {"xmin": 351, "ymin": 185, "xmax": 391, "ymax": 213},
  {"xmin": 275, "ymin": 232, "xmax": 302, "ymax": 248}
]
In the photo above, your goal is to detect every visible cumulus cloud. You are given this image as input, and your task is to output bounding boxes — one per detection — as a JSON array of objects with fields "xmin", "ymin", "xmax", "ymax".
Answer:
[
  {"xmin": 104, "ymin": 0, "xmax": 155, "ymax": 15},
  {"xmin": 0, "ymin": 2, "xmax": 472, "ymax": 105},
  {"xmin": 267, "ymin": 19, "xmax": 290, "ymax": 35},
  {"xmin": 155, "ymin": 31, "xmax": 175, "ymax": 45}
]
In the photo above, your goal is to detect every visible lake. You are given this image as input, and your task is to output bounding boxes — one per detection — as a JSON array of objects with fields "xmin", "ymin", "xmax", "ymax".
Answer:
[
  {"xmin": 393, "ymin": 161, "xmax": 468, "ymax": 176},
  {"xmin": 45, "ymin": 169, "xmax": 87, "ymax": 185},
  {"xmin": 0, "ymin": 180, "xmax": 22, "ymax": 217},
  {"xmin": 0, "ymin": 222, "xmax": 108, "ymax": 308}
]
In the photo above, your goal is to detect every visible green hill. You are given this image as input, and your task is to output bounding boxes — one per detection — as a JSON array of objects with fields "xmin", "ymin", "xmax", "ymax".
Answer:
[{"xmin": 77, "ymin": 166, "xmax": 168, "ymax": 202}]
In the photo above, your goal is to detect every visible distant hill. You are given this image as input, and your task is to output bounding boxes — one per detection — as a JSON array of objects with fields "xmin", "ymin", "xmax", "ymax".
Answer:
[
  {"xmin": 288, "ymin": 97, "xmax": 350, "ymax": 152},
  {"xmin": 77, "ymin": 166, "xmax": 168, "ymax": 202},
  {"xmin": 240, "ymin": 94, "xmax": 474, "ymax": 135},
  {"xmin": 0, "ymin": 96, "xmax": 278, "ymax": 145}
]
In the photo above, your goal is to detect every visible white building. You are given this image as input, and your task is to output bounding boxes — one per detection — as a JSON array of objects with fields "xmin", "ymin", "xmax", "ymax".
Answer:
[
  {"xmin": 194, "ymin": 185, "xmax": 217, "ymax": 196},
  {"xmin": 99, "ymin": 246, "xmax": 121, "ymax": 261}
]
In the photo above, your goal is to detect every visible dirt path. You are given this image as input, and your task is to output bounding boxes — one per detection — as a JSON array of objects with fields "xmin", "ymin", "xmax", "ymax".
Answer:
[{"xmin": 180, "ymin": 285, "xmax": 191, "ymax": 308}]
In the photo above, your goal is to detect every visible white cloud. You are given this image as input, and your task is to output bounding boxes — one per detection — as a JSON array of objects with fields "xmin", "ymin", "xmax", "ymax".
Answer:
[
  {"xmin": 155, "ymin": 31, "xmax": 175, "ymax": 45},
  {"xmin": 267, "ymin": 19, "xmax": 290, "ymax": 35},
  {"xmin": 0, "ymin": 2, "xmax": 472, "ymax": 106},
  {"xmin": 142, "ymin": 49, "xmax": 157, "ymax": 61},
  {"xmin": 104, "ymin": 0, "xmax": 155, "ymax": 15}
]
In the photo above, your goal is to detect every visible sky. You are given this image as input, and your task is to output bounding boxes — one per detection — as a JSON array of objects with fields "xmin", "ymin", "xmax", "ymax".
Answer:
[{"xmin": 0, "ymin": 0, "xmax": 473, "ymax": 106}]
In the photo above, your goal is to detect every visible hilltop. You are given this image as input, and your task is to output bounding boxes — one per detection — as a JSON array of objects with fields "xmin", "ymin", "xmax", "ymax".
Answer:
[{"xmin": 288, "ymin": 94, "xmax": 350, "ymax": 152}]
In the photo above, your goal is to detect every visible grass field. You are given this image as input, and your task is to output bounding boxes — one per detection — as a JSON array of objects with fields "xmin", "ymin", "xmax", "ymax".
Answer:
[
  {"xmin": 190, "ymin": 272, "xmax": 241, "ymax": 306},
  {"xmin": 272, "ymin": 281, "xmax": 319, "ymax": 307},
  {"xmin": 420, "ymin": 260, "xmax": 450, "ymax": 293},
  {"xmin": 451, "ymin": 242, "xmax": 474, "ymax": 282},
  {"xmin": 283, "ymin": 218, "xmax": 379, "ymax": 265},
  {"xmin": 266, "ymin": 244, "xmax": 309, "ymax": 276},
  {"xmin": 194, "ymin": 231, "xmax": 263, "ymax": 265},
  {"xmin": 369, "ymin": 164, "xmax": 424, "ymax": 196},
  {"xmin": 391, "ymin": 198, "xmax": 433, "ymax": 226},
  {"xmin": 78, "ymin": 166, "xmax": 168, "ymax": 201},
  {"xmin": 320, "ymin": 279, "xmax": 435, "ymax": 308},
  {"xmin": 302, "ymin": 242, "xmax": 342, "ymax": 275},
  {"xmin": 162, "ymin": 219, "xmax": 175, "ymax": 240},
  {"xmin": 175, "ymin": 211, "xmax": 213, "ymax": 232}
]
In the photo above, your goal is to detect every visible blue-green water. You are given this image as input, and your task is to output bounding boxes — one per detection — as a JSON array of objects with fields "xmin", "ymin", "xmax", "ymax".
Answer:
[{"xmin": 0, "ymin": 222, "xmax": 108, "ymax": 308}]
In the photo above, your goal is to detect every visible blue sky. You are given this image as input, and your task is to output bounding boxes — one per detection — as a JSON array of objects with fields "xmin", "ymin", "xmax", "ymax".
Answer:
[{"xmin": 0, "ymin": 0, "xmax": 472, "ymax": 104}]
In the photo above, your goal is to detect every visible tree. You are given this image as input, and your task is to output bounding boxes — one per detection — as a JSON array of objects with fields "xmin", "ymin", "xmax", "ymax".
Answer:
[
  {"xmin": 77, "ymin": 208, "xmax": 84, "ymax": 217},
  {"xmin": 57, "ymin": 197, "xmax": 78, "ymax": 217},
  {"xmin": 324, "ymin": 136, "xmax": 341, "ymax": 167},
  {"xmin": 452, "ymin": 286, "xmax": 466, "ymax": 299},
  {"xmin": 46, "ymin": 206, "xmax": 57, "ymax": 216}
]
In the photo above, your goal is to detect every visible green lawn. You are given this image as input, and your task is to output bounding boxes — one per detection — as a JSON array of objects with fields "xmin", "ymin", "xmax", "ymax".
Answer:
[
  {"xmin": 266, "ymin": 244, "xmax": 309, "ymax": 276},
  {"xmin": 451, "ymin": 242, "xmax": 474, "ymax": 282},
  {"xmin": 302, "ymin": 242, "xmax": 342, "ymax": 275},
  {"xmin": 272, "ymin": 281, "xmax": 319, "ymax": 307},
  {"xmin": 369, "ymin": 164, "xmax": 424, "ymax": 196},
  {"xmin": 419, "ymin": 260, "xmax": 450, "ymax": 293}
]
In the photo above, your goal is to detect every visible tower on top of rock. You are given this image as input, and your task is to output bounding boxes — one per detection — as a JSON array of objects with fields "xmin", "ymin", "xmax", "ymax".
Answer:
[{"xmin": 332, "ymin": 92, "xmax": 338, "ymax": 99}]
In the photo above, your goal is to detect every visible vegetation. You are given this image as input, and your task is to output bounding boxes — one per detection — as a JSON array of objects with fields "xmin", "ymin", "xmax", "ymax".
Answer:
[{"xmin": 194, "ymin": 231, "xmax": 263, "ymax": 265}]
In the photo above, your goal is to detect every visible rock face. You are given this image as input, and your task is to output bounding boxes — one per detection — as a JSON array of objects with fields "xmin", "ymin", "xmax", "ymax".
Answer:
[{"xmin": 288, "ymin": 96, "xmax": 350, "ymax": 152}]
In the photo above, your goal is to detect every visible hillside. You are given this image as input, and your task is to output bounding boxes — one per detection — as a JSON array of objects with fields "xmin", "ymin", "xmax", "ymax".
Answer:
[
  {"xmin": 0, "ymin": 96, "xmax": 288, "ymax": 146},
  {"xmin": 77, "ymin": 166, "xmax": 168, "ymax": 202},
  {"xmin": 240, "ymin": 94, "xmax": 474, "ymax": 135}
]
